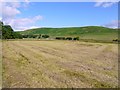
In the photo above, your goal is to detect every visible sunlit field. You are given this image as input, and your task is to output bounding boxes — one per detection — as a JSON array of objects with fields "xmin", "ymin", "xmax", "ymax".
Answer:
[
  {"xmin": 0, "ymin": 40, "xmax": 2, "ymax": 89},
  {"xmin": 2, "ymin": 40, "xmax": 118, "ymax": 88}
]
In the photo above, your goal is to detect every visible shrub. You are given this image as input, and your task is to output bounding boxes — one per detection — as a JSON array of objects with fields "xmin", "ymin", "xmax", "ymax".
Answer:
[
  {"xmin": 73, "ymin": 37, "xmax": 79, "ymax": 40},
  {"xmin": 42, "ymin": 34, "xmax": 49, "ymax": 38},
  {"xmin": 22, "ymin": 34, "xmax": 29, "ymax": 38},
  {"xmin": 113, "ymin": 39, "xmax": 118, "ymax": 42},
  {"xmin": 66, "ymin": 37, "xmax": 72, "ymax": 40},
  {"xmin": 55, "ymin": 37, "xmax": 65, "ymax": 40}
]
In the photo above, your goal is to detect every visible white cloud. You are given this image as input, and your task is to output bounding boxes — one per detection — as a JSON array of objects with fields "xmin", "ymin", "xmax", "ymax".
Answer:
[
  {"xmin": 94, "ymin": 0, "xmax": 118, "ymax": 8},
  {"xmin": 1, "ymin": 1, "xmax": 43, "ymax": 31},
  {"xmin": 103, "ymin": 20, "xmax": 120, "ymax": 28},
  {"xmin": 2, "ymin": 5, "xmax": 21, "ymax": 19},
  {"xmin": 1, "ymin": 1, "xmax": 21, "ymax": 21},
  {"xmin": 94, "ymin": 2, "xmax": 116, "ymax": 8},
  {"xmin": 24, "ymin": 0, "xmax": 30, "ymax": 4},
  {"xmin": 14, "ymin": 25, "xmax": 41, "ymax": 31},
  {"xmin": 0, "ymin": 17, "xmax": 2, "ymax": 20},
  {"xmin": 7, "ymin": 15, "xmax": 43, "ymax": 31},
  {"xmin": 9, "ymin": 16, "xmax": 42, "ymax": 26}
]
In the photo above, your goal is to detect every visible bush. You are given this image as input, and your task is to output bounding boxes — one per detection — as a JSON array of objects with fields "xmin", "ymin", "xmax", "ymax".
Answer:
[
  {"xmin": 66, "ymin": 37, "xmax": 72, "ymax": 40},
  {"xmin": 42, "ymin": 34, "xmax": 49, "ymax": 38},
  {"xmin": 55, "ymin": 37, "xmax": 79, "ymax": 41},
  {"xmin": 22, "ymin": 34, "xmax": 29, "ymax": 38},
  {"xmin": 113, "ymin": 39, "xmax": 118, "ymax": 41},
  {"xmin": 22, "ymin": 34, "xmax": 38, "ymax": 38},
  {"xmin": 55, "ymin": 37, "xmax": 65, "ymax": 40},
  {"xmin": 73, "ymin": 37, "xmax": 79, "ymax": 40}
]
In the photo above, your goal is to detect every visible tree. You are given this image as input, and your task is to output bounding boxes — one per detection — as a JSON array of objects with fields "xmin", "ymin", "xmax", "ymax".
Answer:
[
  {"xmin": 13, "ymin": 32, "xmax": 23, "ymax": 39},
  {"xmin": 55, "ymin": 37, "xmax": 65, "ymax": 40},
  {"xmin": 2, "ymin": 25, "xmax": 14, "ymax": 39},
  {"xmin": 66, "ymin": 37, "xmax": 72, "ymax": 40},
  {"xmin": 0, "ymin": 21, "xmax": 22, "ymax": 39},
  {"xmin": 73, "ymin": 37, "xmax": 79, "ymax": 40},
  {"xmin": 0, "ymin": 21, "xmax": 3, "ymax": 39},
  {"xmin": 42, "ymin": 34, "xmax": 49, "ymax": 38}
]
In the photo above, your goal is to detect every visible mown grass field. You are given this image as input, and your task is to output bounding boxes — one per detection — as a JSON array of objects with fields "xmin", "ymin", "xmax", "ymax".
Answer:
[
  {"xmin": 2, "ymin": 40, "xmax": 118, "ymax": 88},
  {"xmin": 0, "ymin": 40, "xmax": 2, "ymax": 89}
]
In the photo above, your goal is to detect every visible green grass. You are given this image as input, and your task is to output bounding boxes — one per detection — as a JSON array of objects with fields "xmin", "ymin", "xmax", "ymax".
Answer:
[{"xmin": 18, "ymin": 26, "xmax": 118, "ymax": 42}]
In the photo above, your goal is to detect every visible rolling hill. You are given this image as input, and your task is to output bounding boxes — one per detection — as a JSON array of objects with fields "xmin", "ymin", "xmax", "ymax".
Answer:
[{"xmin": 18, "ymin": 26, "xmax": 118, "ymax": 42}]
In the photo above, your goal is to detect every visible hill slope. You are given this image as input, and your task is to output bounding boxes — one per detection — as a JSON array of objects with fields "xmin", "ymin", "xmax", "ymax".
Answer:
[{"xmin": 18, "ymin": 26, "xmax": 118, "ymax": 41}]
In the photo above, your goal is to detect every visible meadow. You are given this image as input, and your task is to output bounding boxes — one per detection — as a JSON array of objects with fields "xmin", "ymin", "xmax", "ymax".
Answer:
[{"xmin": 2, "ymin": 40, "xmax": 118, "ymax": 88}]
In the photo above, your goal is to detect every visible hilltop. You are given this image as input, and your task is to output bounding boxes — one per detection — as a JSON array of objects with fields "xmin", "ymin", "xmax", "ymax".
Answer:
[{"xmin": 18, "ymin": 26, "xmax": 118, "ymax": 42}]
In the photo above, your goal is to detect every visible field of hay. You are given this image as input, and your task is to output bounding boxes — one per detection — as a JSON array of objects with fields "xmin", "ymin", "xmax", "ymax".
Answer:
[
  {"xmin": 2, "ymin": 40, "xmax": 118, "ymax": 88},
  {"xmin": 0, "ymin": 40, "xmax": 2, "ymax": 89}
]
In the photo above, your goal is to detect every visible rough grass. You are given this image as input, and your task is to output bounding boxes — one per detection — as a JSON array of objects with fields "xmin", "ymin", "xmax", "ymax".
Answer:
[{"xmin": 2, "ymin": 40, "xmax": 118, "ymax": 88}]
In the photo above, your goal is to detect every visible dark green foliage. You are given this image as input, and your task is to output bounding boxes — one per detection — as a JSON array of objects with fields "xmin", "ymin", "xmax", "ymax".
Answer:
[
  {"xmin": 0, "ymin": 21, "xmax": 3, "ymax": 39},
  {"xmin": 55, "ymin": 37, "xmax": 79, "ymax": 41},
  {"xmin": 113, "ymin": 39, "xmax": 118, "ymax": 41},
  {"xmin": 113, "ymin": 39, "xmax": 120, "ymax": 42},
  {"xmin": 0, "ymin": 21, "xmax": 22, "ymax": 39},
  {"xmin": 0, "ymin": 21, "xmax": 3, "ymax": 28},
  {"xmin": 73, "ymin": 37, "xmax": 79, "ymax": 40},
  {"xmin": 22, "ymin": 34, "xmax": 29, "ymax": 38},
  {"xmin": 13, "ymin": 32, "xmax": 23, "ymax": 39},
  {"xmin": 66, "ymin": 37, "xmax": 72, "ymax": 40},
  {"xmin": 55, "ymin": 37, "xmax": 66, "ymax": 40},
  {"xmin": 2, "ymin": 25, "xmax": 15, "ymax": 39},
  {"xmin": 42, "ymin": 34, "xmax": 49, "ymax": 38},
  {"xmin": 21, "ymin": 34, "xmax": 49, "ymax": 39}
]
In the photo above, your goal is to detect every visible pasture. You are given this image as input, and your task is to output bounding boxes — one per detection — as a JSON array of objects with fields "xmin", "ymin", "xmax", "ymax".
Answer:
[{"xmin": 2, "ymin": 40, "xmax": 118, "ymax": 88}]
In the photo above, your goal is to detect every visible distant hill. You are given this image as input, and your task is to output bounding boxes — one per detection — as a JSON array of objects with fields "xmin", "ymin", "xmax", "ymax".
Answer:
[{"xmin": 18, "ymin": 26, "xmax": 118, "ymax": 41}]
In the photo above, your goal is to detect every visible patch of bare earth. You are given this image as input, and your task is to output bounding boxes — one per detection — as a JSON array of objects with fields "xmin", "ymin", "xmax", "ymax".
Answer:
[{"xmin": 2, "ymin": 40, "xmax": 118, "ymax": 88}]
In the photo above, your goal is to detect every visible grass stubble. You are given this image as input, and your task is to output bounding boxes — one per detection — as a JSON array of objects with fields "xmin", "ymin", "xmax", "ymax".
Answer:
[
  {"xmin": 2, "ymin": 40, "xmax": 118, "ymax": 88},
  {"xmin": 0, "ymin": 40, "xmax": 2, "ymax": 89}
]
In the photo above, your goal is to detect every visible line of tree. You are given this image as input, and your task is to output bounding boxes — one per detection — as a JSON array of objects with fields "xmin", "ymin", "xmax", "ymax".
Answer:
[
  {"xmin": 22, "ymin": 34, "xmax": 50, "ymax": 39},
  {"xmin": 55, "ymin": 36, "xmax": 79, "ymax": 40}
]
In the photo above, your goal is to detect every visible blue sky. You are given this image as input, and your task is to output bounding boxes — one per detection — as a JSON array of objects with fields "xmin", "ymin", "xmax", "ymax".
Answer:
[{"xmin": 1, "ymin": 1, "xmax": 118, "ymax": 31}]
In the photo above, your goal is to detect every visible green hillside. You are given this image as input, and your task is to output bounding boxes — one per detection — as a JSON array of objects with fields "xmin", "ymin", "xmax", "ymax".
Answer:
[{"xmin": 18, "ymin": 26, "xmax": 118, "ymax": 41}]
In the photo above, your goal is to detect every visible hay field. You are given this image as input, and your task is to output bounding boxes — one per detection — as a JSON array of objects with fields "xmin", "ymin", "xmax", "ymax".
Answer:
[
  {"xmin": 2, "ymin": 40, "xmax": 118, "ymax": 88},
  {"xmin": 0, "ymin": 40, "xmax": 2, "ymax": 89}
]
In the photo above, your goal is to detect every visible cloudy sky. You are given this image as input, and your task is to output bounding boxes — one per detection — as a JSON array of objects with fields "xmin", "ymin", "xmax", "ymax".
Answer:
[{"xmin": 0, "ymin": 0, "xmax": 119, "ymax": 31}]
